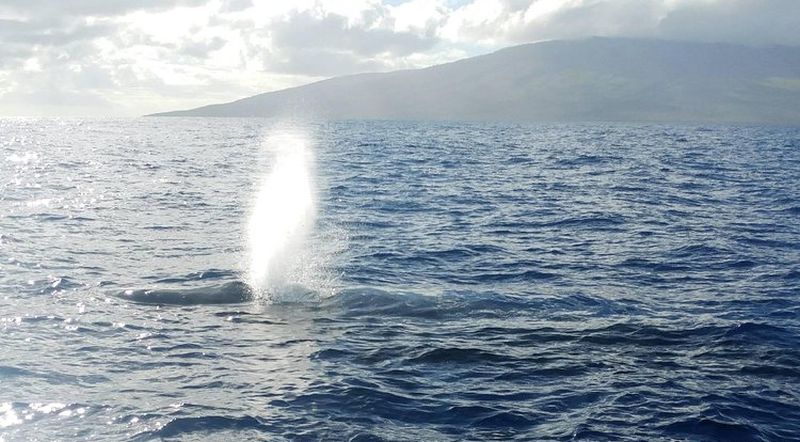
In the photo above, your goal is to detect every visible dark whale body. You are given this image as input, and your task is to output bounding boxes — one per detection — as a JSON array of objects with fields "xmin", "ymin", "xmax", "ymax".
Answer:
[{"xmin": 118, "ymin": 281, "xmax": 253, "ymax": 305}]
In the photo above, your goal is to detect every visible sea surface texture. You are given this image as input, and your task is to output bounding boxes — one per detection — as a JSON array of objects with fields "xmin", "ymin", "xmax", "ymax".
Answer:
[{"xmin": 1, "ymin": 118, "xmax": 799, "ymax": 441}]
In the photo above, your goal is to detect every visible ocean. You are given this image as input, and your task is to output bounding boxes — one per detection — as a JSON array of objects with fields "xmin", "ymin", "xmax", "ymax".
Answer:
[{"xmin": 1, "ymin": 118, "xmax": 799, "ymax": 441}]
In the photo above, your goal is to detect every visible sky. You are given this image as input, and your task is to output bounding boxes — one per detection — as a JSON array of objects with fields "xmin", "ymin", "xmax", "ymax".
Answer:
[{"xmin": 0, "ymin": 0, "xmax": 798, "ymax": 117}]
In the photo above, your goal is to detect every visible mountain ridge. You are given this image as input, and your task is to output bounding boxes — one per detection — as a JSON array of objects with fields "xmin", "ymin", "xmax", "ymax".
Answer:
[{"xmin": 148, "ymin": 37, "xmax": 800, "ymax": 125}]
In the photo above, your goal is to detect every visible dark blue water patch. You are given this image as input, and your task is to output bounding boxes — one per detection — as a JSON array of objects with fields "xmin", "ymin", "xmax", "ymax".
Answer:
[
  {"xmin": 735, "ymin": 236, "xmax": 798, "ymax": 250},
  {"xmin": 29, "ymin": 212, "xmax": 69, "ymax": 221},
  {"xmin": 782, "ymin": 206, "xmax": 800, "ymax": 215},
  {"xmin": 717, "ymin": 259, "xmax": 760, "ymax": 269},
  {"xmin": 504, "ymin": 155, "xmax": 534, "ymax": 165},
  {"xmin": 0, "ymin": 364, "xmax": 110, "ymax": 385},
  {"xmin": 555, "ymin": 154, "xmax": 623, "ymax": 167},
  {"xmin": 739, "ymin": 362, "xmax": 800, "ymax": 380},
  {"xmin": 406, "ymin": 347, "xmax": 511, "ymax": 365},
  {"xmin": 661, "ymin": 418, "xmax": 766, "ymax": 442},
  {"xmin": 536, "ymin": 214, "xmax": 627, "ymax": 230},
  {"xmin": 781, "ymin": 269, "xmax": 800, "ymax": 280},
  {"xmin": 0, "ymin": 365, "xmax": 37, "ymax": 378},
  {"xmin": 323, "ymin": 288, "xmax": 442, "ymax": 319},
  {"xmin": 471, "ymin": 269, "xmax": 560, "ymax": 283},
  {"xmin": 134, "ymin": 415, "xmax": 273, "ymax": 441},
  {"xmin": 270, "ymin": 387, "xmax": 541, "ymax": 438},
  {"xmin": 142, "ymin": 225, "xmax": 180, "ymax": 230},
  {"xmin": 616, "ymin": 257, "xmax": 692, "ymax": 273},
  {"xmin": 610, "ymin": 185, "xmax": 648, "ymax": 193},
  {"xmin": 718, "ymin": 322, "xmax": 800, "ymax": 347},
  {"xmin": 320, "ymin": 290, "xmax": 650, "ymax": 325},
  {"xmin": 667, "ymin": 244, "xmax": 729, "ymax": 258}
]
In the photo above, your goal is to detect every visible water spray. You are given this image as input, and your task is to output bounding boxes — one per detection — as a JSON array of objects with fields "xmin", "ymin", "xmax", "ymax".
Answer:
[{"xmin": 246, "ymin": 131, "xmax": 316, "ymax": 299}]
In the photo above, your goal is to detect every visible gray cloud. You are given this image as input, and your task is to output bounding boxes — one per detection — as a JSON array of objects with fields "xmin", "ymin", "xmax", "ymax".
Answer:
[
  {"xmin": 0, "ymin": 0, "xmax": 207, "ymax": 17},
  {"xmin": 455, "ymin": 0, "xmax": 800, "ymax": 47},
  {"xmin": 180, "ymin": 36, "xmax": 227, "ymax": 59},
  {"xmin": 263, "ymin": 10, "xmax": 438, "ymax": 76},
  {"xmin": 270, "ymin": 11, "xmax": 437, "ymax": 56},
  {"xmin": 2, "ymin": 59, "xmax": 116, "ymax": 110},
  {"xmin": 265, "ymin": 48, "xmax": 386, "ymax": 77},
  {"xmin": 657, "ymin": 0, "xmax": 800, "ymax": 46},
  {"xmin": 0, "ymin": 17, "xmax": 115, "ymax": 46},
  {"xmin": 509, "ymin": 0, "xmax": 662, "ymax": 43},
  {"xmin": 219, "ymin": 0, "xmax": 252, "ymax": 13},
  {"xmin": 0, "ymin": 15, "xmax": 117, "ymax": 81}
]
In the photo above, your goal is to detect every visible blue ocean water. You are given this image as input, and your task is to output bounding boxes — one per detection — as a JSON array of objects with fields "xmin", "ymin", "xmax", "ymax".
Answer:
[{"xmin": 1, "ymin": 118, "xmax": 799, "ymax": 441}]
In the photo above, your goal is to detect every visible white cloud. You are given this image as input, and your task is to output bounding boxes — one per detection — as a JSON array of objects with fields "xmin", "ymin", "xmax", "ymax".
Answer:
[
  {"xmin": 440, "ymin": 0, "xmax": 511, "ymax": 43},
  {"xmin": 389, "ymin": 0, "xmax": 447, "ymax": 33}
]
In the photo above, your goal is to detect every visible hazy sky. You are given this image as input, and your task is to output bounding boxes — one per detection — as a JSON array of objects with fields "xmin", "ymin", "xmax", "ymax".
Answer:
[{"xmin": 1, "ymin": 0, "xmax": 798, "ymax": 117}]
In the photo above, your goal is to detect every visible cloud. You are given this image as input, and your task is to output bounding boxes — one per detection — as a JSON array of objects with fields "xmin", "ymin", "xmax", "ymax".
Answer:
[
  {"xmin": 220, "ymin": 0, "xmax": 252, "ymax": 13},
  {"xmin": 265, "ymin": 49, "xmax": 384, "ymax": 77},
  {"xmin": 0, "ymin": 17, "xmax": 116, "ymax": 47},
  {"xmin": 180, "ymin": 36, "xmax": 227, "ymax": 59},
  {"xmin": 389, "ymin": 0, "xmax": 448, "ymax": 34},
  {"xmin": 656, "ymin": 0, "xmax": 800, "ymax": 46},
  {"xmin": 270, "ymin": 10, "xmax": 436, "ymax": 57},
  {"xmin": 263, "ymin": 9, "xmax": 440, "ymax": 76},
  {"xmin": 438, "ymin": 0, "xmax": 800, "ymax": 46},
  {"xmin": 0, "ymin": 0, "xmax": 207, "ymax": 17},
  {"xmin": 509, "ymin": 0, "xmax": 664, "ymax": 43},
  {"xmin": 0, "ymin": 58, "xmax": 117, "ymax": 116},
  {"xmin": 0, "ymin": 0, "xmax": 798, "ymax": 116}
]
